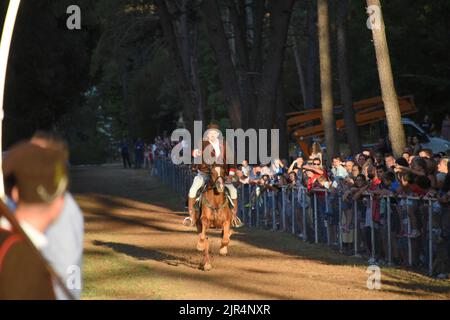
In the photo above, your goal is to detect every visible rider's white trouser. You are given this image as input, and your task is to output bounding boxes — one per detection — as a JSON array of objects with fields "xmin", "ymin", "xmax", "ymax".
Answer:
[{"xmin": 188, "ymin": 174, "xmax": 237, "ymax": 199}]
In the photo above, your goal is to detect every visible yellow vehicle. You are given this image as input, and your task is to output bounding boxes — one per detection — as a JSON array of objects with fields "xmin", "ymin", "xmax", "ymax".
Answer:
[{"xmin": 286, "ymin": 96, "xmax": 417, "ymax": 158}]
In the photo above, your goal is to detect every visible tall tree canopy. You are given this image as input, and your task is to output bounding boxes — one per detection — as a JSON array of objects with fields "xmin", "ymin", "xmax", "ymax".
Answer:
[{"xmin": 1, "ymin": 0, "xmax": 449, "ymax": 163}]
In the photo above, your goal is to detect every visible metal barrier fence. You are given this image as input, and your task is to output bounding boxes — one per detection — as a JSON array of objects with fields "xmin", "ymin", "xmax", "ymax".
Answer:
[
  {"xmin": 154, "ymin": 158, "xmax": 195, "ymax": 197},
  {"xmin": 154, "ymin": 159, "xmax": 446, "ymax": 277}
]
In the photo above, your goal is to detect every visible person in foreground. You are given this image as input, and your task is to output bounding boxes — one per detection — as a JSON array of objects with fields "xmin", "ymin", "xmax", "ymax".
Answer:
[{"xmin": 0, "ymin": 142, "xmax": 68, "ymax": 299}]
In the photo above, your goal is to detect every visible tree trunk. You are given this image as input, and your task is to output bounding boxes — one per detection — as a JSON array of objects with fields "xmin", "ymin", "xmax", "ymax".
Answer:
[
  {"xmin": 227, "ymin": 0, "xmax": 257, "ymax": 129},
  {"xmin": 121, "ymin": 71, "xmax": 137, "ymax": 139},
  {"xmin": 367, "ymin": 0, "xmax": 406, "ymax": 157},
  {"xmin": 179, "ymin": 0, "xmax": 191, "ymax": 79},
  {"xmin": 248, "ymin": 0, "xmax": 265, "ymax": 128},
  {"xmin": 255, "ymin": 0, "xmax": 295, "ymax": 130},
  {"xmin": 318, "ymin": 0, "xmax": 337, "ymax": 164},
  {"xmin": 336, "ymin": 0, "xmax": 361, "ymax": 154},
  {"xmin": 186, "ymin": 11, "xmax": 204, "ymax": 122},
  {"xmin": 250, "ymin": 0, "xmax": 265, "ymax": 75},
  {"xmin": 177, "ymin": 0, "xmax": 204, "ymax": 122},
  {"xmin": 200, "ymin": 0, "xmax": 242, "ymax": 128},
  {"xmin": 155, "ymin": 0, "xmax": 194, "ymax": 133},
  {"xmin": 305, "ymin": 0, "xmax": 318, "ymax": 110},
  {"xmin": 276, "ymin": 82, "xmax": 289, "ymax": 160},
  {"xmin": 292, "ymin": 36, "xmax": 308, "ymax": 107}
]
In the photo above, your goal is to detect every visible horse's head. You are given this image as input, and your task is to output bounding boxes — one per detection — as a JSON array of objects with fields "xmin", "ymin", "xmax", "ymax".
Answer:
[{"xmin": 209, "ymin": 165, "xmax": 225, "ymax": 193}]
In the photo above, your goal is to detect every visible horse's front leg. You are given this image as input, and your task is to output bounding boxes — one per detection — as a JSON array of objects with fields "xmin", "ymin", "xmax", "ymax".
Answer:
[
  {"xmin": 196, "ymin": 209, "xmax": 212, "ymax": 271},
  {"xmin": 196, "ymin": 211, "xmax": 203, "ymax": 238},
  {"xmin": 220, "ymin": 218, "xmax": 231, "ymax": 256},
  {"xmin": 203, "ymin": 237, "xmax": 212, "ymax": 271},
  {"xmin": 197, "ymin": 210, "xmax": 208, "ymax": 252}
]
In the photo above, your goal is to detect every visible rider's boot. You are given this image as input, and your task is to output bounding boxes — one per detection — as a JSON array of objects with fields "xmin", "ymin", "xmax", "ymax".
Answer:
[
  {"xmin": 231, "ymin": 198, "xmax": 243, "ymax": 228},
  {"xmin": 184, "ymin": 197, "xmax": 197, "ymax": 227}
]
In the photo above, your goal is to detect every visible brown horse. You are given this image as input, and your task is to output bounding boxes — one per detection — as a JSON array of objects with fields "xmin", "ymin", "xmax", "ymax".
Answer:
[{"xmin": 195, "ymin": 165, "xmax": 233, "ymax": 271}]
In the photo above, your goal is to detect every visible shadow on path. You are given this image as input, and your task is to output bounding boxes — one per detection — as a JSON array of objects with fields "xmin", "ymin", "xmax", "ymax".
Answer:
[{"xmin": 93, "ymin": 240, "xmax": 201, "ymax": 270}]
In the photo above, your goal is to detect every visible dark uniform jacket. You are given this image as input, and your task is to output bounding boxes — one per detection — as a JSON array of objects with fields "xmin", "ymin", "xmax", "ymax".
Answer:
[{"xmin": 0, "ymin": 228, "xmax": 55, "ymax": 300}]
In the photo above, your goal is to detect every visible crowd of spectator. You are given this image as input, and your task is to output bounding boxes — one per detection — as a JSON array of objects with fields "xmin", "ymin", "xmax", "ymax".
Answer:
[
  {"xmin": 149, "ymin": 120, "xmax": 450, "ymax": 278},
  {"xmin": 120, "ymin": 136, "xmax": 175, "ymax": 169},
  {"xmin": 228, "ymin": 143, "xmax": 449, "ymax": 278}
]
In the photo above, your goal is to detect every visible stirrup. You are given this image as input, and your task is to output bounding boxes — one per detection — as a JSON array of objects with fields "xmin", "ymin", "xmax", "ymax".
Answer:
[
  {"xmin": 183, "ymin": 217, "xmax": 194, "ymax": 227},
  {"xmin": 232, "ymin": 216, "xmax": 244, "ymax": 228}
]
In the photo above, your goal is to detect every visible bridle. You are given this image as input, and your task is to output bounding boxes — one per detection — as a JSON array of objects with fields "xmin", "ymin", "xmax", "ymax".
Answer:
[
  {"xmin": 202, "ymin": 165, "xmax": 228, "ymax": 213},
  {"xmin": 206, "ymin": 165, "xmax": 226, "ymax": 191}
]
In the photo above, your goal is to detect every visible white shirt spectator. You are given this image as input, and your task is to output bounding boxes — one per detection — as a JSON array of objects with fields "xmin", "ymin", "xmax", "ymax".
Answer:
[
  {"xmin": 332, "ymin": 165, "xmax": 348, "ymax": 180},
  {"xmin": 241, "ymin": 165, "xmax": 252, "ymax": 177},
  {"xmin": 42, "ymin": 193, "xmax": 84, "ymax": 300},
  {"xmin": 260, "ymin": 166, "xmax": 273, "ymax": 176}
]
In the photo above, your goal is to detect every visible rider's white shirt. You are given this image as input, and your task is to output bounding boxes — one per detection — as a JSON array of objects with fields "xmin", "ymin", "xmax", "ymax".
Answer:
[{"xmin": 210, "ymin": 139, "xmax": 221, "ymax": 159}]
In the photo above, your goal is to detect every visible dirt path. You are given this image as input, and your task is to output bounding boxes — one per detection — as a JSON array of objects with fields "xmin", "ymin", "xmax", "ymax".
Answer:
[{"xmin": 71, "ymin": 164, "xmax": 450, "ymax": 300}]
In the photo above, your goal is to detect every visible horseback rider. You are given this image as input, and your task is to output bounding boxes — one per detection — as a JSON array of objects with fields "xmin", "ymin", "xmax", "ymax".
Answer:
[{"xmin": 184, "ymin": 122, "xmax": 243, "ymax": 228}]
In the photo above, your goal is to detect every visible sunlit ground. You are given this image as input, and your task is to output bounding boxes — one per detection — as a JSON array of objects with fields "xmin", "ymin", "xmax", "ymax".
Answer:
[{"xmin": 73, "ymin": 166, "xmax": 450, "ymax": 300}]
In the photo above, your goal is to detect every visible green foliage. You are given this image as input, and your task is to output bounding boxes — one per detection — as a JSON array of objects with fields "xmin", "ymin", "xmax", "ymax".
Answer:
[
  {"xmin": 344, "ymin": 0, "xmax": 450, "ymax": 126},
  {"xmin": 2, "ymin": 0, "xmax": 449, "ymax": 163},
  {"xmin": 89, "ymin": 0, "xmax": 179, "ymax": 142},
  {"xmin": 56, "ymin": 87, "xmax": 113, "ymax": 165},
  {"xmin": 2, "ymin": 0, "xmax": 99, "ymax": 147}
]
